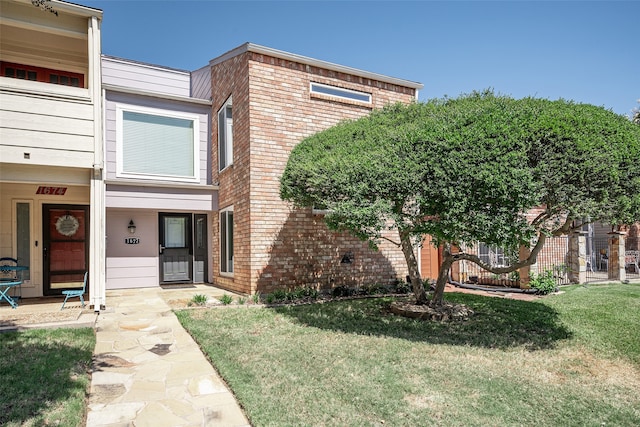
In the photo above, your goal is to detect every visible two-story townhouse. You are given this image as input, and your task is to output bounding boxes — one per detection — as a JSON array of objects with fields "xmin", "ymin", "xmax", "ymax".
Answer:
[
  {"xmin": 1, "ymin": 1, "xmax": 425, "ymax": 306},
  {"xmin": 0, "ymin": 0, "xmax": 104, "ymax": 306},
  {"xmin": 102, "ymin": 56, "xmax": 214, "ymax": 291},
  {"xmin": 203, "ymin": 43, "xmax": 423, "ymax": 296}
]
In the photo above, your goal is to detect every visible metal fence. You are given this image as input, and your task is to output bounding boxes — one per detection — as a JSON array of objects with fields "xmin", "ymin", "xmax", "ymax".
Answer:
[
  {"xmin": 451, "ymin": 236, "xmax": 639, "ymax": 288},
  {"xmin": 585, "ymin": 237, "xmax": 609, "ymax": 282},
  {"xmin": 624, "ymin": 250, "xmax": 640, "ymax": 280},
  {"xmin": 532, "ymin": 236, "xmax": 571, "ymax": 285}
]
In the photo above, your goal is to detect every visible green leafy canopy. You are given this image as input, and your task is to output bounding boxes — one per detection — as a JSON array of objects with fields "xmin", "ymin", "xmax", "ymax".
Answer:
[{"xmin": 280, "ymin": 90, "xmax": 640, "ymax": 304}]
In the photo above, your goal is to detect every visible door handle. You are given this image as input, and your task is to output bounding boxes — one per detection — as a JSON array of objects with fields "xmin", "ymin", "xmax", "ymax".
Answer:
[{"xmin": 159, "ymin": 244, "xmax": 165, "ymax": 254}]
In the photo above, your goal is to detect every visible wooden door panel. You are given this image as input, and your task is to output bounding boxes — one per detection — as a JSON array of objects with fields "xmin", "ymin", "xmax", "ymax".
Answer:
[{"xmin": 43, "ymin": 205, "xmax": 88, "ymax": 294}]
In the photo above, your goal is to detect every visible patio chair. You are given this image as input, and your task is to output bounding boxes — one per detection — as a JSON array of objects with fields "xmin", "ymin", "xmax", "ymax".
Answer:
[
  {"xmin": 0, "ymin": 257, "xmax": 19, "ymax": 278},
  {"xmin": 625, "ymin": 251, "xmax": 640, "ymax": 274},
  {"xmin": 599, "ymin": 252, "xmax": 609, "ymax": 271},
  {"xmin": 0, "ymin": 257, "xmax": 21, "ymax": 300},
  {"xmin": 60, "ymin": 272, "xmax": 88, "ymax": 310}
]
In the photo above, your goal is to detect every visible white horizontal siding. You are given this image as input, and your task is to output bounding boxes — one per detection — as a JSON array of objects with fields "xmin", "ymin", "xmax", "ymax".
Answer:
[
  {"xmin": 0, "ymin": 90, "xmax": 93, "ymax": 118},
  {"xmin": 1, "ymin": 109, "xmax": 94, "ymax": 137},
  {"xmin": 0, "ymin": 144, "xmax": 94, "ymax": 168},
  {"xmin": 0, "ymin": 90, "xmax": 95, "ymax": 168},
  {"xmin": 106, "ymin": 186, "xmax": 217, "ymax": 211},
  {"xmin": 102, "ymin": 57, "xmax": 191, "ymax": 97},
  {"xmin": 0, "ymin": 164, "xmax": 90, "ymax": 185},
  {"xmin": 106, "ymin": 257, "xmax": 159, "ymax": 289}
]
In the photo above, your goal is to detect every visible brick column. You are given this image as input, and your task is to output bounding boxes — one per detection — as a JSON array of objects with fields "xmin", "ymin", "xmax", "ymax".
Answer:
[
  {"xmin": 608, "ymin": 231, "xmax": 626, "ymax": 282},
  {"xmin": 568, "ymin": 231, "xmax": 587, "ymax": 284}
]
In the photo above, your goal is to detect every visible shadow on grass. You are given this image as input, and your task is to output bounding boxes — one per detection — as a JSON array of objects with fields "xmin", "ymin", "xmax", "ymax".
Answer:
[
  {"xmin": 273, "ymin": 293, "xmax": 573, "ymax": 350},
  {"xmin": 0, "ymin": 329, "xmax": 93, "ymax": 426}
]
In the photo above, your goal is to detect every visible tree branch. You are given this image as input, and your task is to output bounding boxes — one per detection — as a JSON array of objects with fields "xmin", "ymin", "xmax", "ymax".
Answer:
[
  {"xmin": 453, "ymin": 233, "xmax": 547, "ymax": 274},
  {"xmin": 379, "ymin": 235, "xmax": 401, "ymax": 247},
  {"xmin": 31, "ymin": 0, "xmax": 58, "ymax": 16}
]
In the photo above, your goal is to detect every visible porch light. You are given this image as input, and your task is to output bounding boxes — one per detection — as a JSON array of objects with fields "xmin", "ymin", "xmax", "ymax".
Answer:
[{"xmin": 128, "ymin": 220, "xmax": 136, "ymax": 234}]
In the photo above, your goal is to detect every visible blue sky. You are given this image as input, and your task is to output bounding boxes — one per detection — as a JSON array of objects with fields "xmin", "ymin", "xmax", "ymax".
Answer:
[{"xmin": 80, "ymin": 0, "xmax": 639, "ymax": 117}]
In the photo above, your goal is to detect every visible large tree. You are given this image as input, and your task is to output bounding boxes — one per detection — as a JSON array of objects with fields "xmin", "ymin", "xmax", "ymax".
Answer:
[{"xmin": 280, "ymin": 91, "xmax": 640, "ymax": 306}]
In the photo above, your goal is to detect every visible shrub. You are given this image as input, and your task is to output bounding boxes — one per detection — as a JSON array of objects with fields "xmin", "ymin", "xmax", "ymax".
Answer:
[
  {"xmin": 251, "ymin": 292, "xmax": 261, "ymax": 304},
  {"xmin": 189, "ymin": 294, "xmax": 208, "ymax": 306},
  {"xmin": 265, "ymin": 287, "xmax": 320, "ymax": 304},
  {"xmin": 332, "ymin": 285, "xmax": 357, "ymax": 297},
  {"xmin": 529, "ymin": 270, "xmax": 557, "ymax": 295},
  {"xmin": 394, "ymin": 281, "xmax": 412, "ymax": 294},
  {"xmin": 220, "ymin": 294, "xmax": 233, "ymax": 305},
  {"xmin": 364, "ymin": 283, "xmax": 387, "ymax": 295},
  {"xmin": 290, "ymin": 286, "xmax": 319, "ymax": 300}
]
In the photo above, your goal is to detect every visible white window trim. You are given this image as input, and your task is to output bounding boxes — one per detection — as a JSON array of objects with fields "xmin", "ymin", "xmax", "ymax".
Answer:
[
  {"xmin": 220, "ymin": 206, "xmax": 234, "ymax": 276},
  {"xmin": 115, "ymin": 103, "xmax": 201, "ymax": 183},
  {"xmin": 310, "ymin": 82, "xmax": 372, "ymax": 104},
  {"xmin": 218, "ymin": 96, "xmax": 233, "ymax": 172}
]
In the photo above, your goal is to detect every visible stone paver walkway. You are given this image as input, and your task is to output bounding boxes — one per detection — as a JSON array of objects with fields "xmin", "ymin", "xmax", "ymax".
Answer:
[{"xmin": 86, "ymin": 287, "xmax": 250, "ymax": 427}]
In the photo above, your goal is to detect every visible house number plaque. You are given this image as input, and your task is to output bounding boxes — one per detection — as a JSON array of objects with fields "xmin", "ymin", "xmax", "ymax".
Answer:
[{"xmin": 124, "ymin": 237, "xmax": 140, "ymax": 245}]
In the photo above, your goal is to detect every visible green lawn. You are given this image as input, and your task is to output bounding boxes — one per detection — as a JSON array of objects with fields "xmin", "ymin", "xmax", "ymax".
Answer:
[
  {"xmin": 177, "ymin": 283, "xmax": 640, "ymax": 427},
  {"xmin": 0, "ymin": 328, "xmax": 95, "ymax": 427}
]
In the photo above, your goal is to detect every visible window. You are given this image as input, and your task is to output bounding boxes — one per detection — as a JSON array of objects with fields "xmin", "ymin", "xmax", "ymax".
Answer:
[
  {"xmin": 218, "ymin": 97, "xmax": 233, "ymax": 171},
  {"xmin": 220, "ymin": 208, "xmax": 234, "ymax": 274},
  {"xmin": 15, "ymin": 202, "xmax": 31, "ymax": 281},
  {"xmin": 310, "ymin": 82, "xmax": 371, "ymax": 104},
  {"xmin": 116, "ymin": 105, "xmax": 200, "ymax": 182},
  {"xmin": 1, "ymin": 61, "xmax": 84, "ymax": 87},
  {"xmin": 478, "ymin": 243, "xmax": 511, "ymax": 267}
]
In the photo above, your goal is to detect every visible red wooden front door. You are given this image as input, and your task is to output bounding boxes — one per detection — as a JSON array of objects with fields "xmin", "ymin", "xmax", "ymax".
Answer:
[{"xmin": 43, "ymin": 205, "xmax": 88, "ymax": 296}]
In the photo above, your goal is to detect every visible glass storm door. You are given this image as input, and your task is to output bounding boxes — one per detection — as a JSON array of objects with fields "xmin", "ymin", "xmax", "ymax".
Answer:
[
  {"xmin": 193, "ymin": 214, "xmax": 208, "ymax": 282},
  {"xmin": 43, "ymin": 205, "xmax": 88, "ymax": 296},
  {"xmin": 159, "ymin": 213, "xmax": 192, "ymax": 283}
]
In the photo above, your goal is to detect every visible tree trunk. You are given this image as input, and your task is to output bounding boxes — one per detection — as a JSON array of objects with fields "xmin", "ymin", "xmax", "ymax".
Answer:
[
  {"xmin": 399, "ymin": 230, "xmax": 428, "ymax": 304},
  {"xmin": 430, "ymin": 245, "xmax": 455, "ymax": 306}
]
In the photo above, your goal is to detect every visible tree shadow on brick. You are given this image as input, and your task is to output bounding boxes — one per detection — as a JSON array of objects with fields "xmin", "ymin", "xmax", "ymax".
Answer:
[{"xmin": 256, "ymin": 209, "xmax": 404, "ymax": 295}]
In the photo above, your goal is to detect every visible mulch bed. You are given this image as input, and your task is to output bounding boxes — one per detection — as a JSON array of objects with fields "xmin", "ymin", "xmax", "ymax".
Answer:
[
  {"xmin": 389, "ymin": 299, "xmax": 474, "ymax": 321},
  {"xmin": 0, "ymin": 308, "xmax": 82, "ymax": 327}
]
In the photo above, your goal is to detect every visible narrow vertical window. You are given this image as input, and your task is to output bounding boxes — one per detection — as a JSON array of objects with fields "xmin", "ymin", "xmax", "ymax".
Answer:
[
  {"xmin": 218, "ymin": 97, "xmax": 233, "ymax": 171},
  {"xmin": 16, "ymin": 203, "xmax": 30, "ymax": 280},
  {"xmin": 220, "ymin": 208, "xmax": 234, "ymax": 274}
]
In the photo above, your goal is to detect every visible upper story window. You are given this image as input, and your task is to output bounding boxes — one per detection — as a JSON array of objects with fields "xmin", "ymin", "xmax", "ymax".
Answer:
[
  {"xmin": 310, "ymin": 82, "xmax": 371, "ymax": 104},
  {"xmin": 1, "ymin": 61, "xmax": 84, "ymax": 88},
  {"xmin": 218, "ymin": 96, "xmax": 233, "ymax": 171},
  {"xmin": 116, "ymin": 104, "xmax": 200, "ymax": 183}
]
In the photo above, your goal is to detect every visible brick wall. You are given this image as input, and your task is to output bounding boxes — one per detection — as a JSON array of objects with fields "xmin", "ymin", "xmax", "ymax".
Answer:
[
  {"xmin": 211, "ymin": 53, "xmax": 250, "ymax": 294},
  {"xmin": 211, "ymin": 51, "xmax": 417, "ymax": 295}
]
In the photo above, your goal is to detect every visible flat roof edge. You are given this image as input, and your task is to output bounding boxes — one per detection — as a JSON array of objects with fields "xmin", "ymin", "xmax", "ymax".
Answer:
[
  {"xmin": 210, "ymin": 42, "xmax": 424, "ymax": 90},
  {"xmin": 103, "ymin": 83, "xmax": 212, "ymax": 105},
  {"xmin": 102, "ymin": 55, "xmax": 192, "ymax": 75}
]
